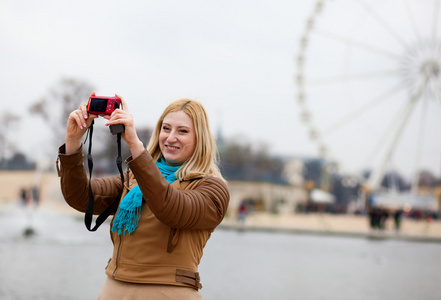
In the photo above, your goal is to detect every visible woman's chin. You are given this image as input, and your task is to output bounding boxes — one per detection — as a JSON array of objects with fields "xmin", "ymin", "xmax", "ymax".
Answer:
[{"xmin": 163, "ymin": 156, "xmax": 181, "ymax": 166}]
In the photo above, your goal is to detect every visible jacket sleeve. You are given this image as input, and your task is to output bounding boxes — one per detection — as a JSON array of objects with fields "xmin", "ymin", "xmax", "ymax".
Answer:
[
  {"xmin": 57, "ymin": 144, "xmax": 124, "ymax": 214},
  {"xmin": 127, "ymin": 149, "xmax": 230, "ymax": 230}
]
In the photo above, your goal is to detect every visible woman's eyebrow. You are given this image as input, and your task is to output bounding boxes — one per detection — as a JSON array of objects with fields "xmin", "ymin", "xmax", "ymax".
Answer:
[{"xmin": 162, "ymin": 122, "xmax": 191, "ymax": 129}]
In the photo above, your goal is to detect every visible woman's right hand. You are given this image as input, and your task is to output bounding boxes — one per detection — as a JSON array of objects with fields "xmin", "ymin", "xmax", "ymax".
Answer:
[{"xmin": 65, "ymin": 94, "xmax": 98, "ymax": 154}]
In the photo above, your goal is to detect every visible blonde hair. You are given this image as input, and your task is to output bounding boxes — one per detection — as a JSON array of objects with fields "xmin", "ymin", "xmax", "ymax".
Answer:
[{"xmin": 146, "ymin": 99, "xmax": 225, "ymax": 182}]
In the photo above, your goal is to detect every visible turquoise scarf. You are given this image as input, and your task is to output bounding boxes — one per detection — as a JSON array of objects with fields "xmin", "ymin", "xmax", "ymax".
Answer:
[{"xmin": 111, "ymin": 157, "xmax": 181, "ymax": 235}]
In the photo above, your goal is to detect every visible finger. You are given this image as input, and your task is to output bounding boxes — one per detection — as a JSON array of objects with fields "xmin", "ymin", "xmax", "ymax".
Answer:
[
  {"xmin": 116, "ymin": 94, "xmax": 128, "ymax": 111},
  {"xmin": 110, "ymin": 107, "xmax": 128, "ymax": 119},
  {"xmin": 77, "ymin": 109, "xmax": 88, "ymax": 129},
  {"xmin": 105, "ymin": 114, "xmax": 130, "ymax": 126},
  {"xmin": 106, "ymin": 111, "xmax": 124, "ymax": 124},
  {"xmin": 85, "ymin": 114, "xmax": 97, "ymax": 128},
  {"xmin": 79, "ymin": 103, "xmax": 88, "ymax": 119},
  {"xmin": 108, "ymin": 109, "xmax": 120, "ymax": 120},
  {"xmin": 104, "ymin": 109, "xmax": 117, "ymax": 124},
  {"xmin": 71, "ymin": 111, "xmax": 85, "ymax": 129}
]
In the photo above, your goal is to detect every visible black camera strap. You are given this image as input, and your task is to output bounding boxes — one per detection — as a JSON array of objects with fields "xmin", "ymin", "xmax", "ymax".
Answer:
[{"xmin": 84, "ymin": 120, "xmax": 125, "ymax": 231}]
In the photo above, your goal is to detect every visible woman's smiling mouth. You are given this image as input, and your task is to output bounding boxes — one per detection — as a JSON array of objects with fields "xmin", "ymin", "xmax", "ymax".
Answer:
[{"xmin": 165, "ymin": 145, "xmax": 180, "ymax": 151}]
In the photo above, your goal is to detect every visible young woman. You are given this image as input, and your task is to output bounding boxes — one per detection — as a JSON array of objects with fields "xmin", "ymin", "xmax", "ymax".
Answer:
[{"xmin": 58, "ymin": 95, "xmax": 229, "ymax": 299}]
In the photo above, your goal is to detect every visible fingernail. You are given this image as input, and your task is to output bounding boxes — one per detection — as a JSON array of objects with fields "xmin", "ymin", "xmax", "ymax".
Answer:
[
  {"xmin": 83, "ymin": 123, "xmax": 86, "ymax": 127},
  {"xmin": 84, "ymin": 115, "xmax": 88, "ymax": 119}
]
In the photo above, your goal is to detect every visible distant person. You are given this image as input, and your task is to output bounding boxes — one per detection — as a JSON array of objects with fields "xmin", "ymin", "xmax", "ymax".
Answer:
[
  {"xmin": 32, "ymin": 186, "xmax": 40, "ymax": 206},
  {"xmin": 380, "ymin": 209, "xmax": 389, "ymax": 230},
  {"xmin": 20, "ymin": 187, "xmax": 27, "ymax": 206},
  {"xmin": 238, "ymin": 201, "xmax": 247, "ymax": 223},
  {"xmin": 25, "ymin": 187, "xmax": 32, "ymax": 206},
  {"xmin": 368, "ymin": 208, "xmax": 376, "ymax": 230},
  {"xmin": 369, "ymin": 207, "xmax": 382, "ymax": 230},
  {"xmin": 58, "ymin": 95, "xmax": 229, "ymax": 299},
  {"xmin": 394, "ymin": 210, "xmax": 402, "ymax": 232}
]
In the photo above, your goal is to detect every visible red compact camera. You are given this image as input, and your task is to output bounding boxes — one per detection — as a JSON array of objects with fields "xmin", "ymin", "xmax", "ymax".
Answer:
[{"xmin": 87, "ymin": 96, "xmax": 121, "ymax": 116}]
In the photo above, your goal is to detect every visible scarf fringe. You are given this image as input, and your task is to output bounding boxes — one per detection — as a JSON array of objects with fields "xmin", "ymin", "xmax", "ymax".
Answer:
[{"xmin": 111, "ymin": 206, "xmax": 141, "ymax": 235}]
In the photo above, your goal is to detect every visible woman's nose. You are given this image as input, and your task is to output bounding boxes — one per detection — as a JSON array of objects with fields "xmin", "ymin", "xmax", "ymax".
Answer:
[{"xmin": 166, "ymin": 130, "xmax": 178, "ymax": 142}]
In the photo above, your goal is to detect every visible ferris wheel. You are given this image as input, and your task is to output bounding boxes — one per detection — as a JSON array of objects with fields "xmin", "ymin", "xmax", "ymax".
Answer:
[{"xmin": 296, "ymin": 0, "xmax": 441, "ymax": 194}]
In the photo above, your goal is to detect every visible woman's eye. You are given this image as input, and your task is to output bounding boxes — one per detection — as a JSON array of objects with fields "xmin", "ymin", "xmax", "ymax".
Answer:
[
  {"xmin": 162, "ymin": 126, "xmax": 171, "ymax": 131},
  {"xmin": 179, "ymin": 129, "xmax": 189, "ymax": 134}
]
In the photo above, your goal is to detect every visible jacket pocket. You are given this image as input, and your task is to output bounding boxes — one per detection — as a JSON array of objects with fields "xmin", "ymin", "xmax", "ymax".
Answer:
[{"xmin": 167, "ymin": 228, "xmax": 181, "ymax": 253}]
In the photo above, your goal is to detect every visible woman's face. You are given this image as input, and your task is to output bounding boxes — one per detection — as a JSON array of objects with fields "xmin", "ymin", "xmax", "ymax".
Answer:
[{"xmin": 159, "ymin": 111, "xmax": 197, "ymax": 166}]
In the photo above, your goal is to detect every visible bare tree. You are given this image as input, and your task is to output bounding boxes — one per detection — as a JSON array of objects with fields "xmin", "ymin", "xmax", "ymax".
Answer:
[
  {"xmin": 418, "ymin": 170, "xmax": 437, "ymax": 188},
  {"xmin": 218, "ymin": 136, "xmax": 285, "ymax": 183},
  {"xmin": 94, "ymin": 127, "xmax": 152, "ymax": 174},
  {"xmin": 0, "ymin": 112, "xmax": 20, "ymax": 168},
  {"xmin": 29, "ymin": 78, "xmax": 94, "ymax": 148}
]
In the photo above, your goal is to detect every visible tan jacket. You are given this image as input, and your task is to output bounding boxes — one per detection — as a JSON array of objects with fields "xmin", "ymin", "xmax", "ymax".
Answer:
[{"xmin": 57, "ymin": 145, "xmax": 229, "ymax": 290}]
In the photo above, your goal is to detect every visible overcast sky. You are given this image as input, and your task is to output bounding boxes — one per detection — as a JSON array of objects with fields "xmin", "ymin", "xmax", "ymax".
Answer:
[{"xmin": 1, "ymin": 0, "xmax": 440, "ymax": 180}]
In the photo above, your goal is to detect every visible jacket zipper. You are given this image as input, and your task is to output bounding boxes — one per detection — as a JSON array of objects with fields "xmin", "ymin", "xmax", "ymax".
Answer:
[{"xmin": 113, "ymin": 234, "xmax": 123, "ymax": 277}]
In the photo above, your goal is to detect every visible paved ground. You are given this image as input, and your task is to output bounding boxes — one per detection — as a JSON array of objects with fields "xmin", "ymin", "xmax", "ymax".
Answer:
[{"xmin": 221, "ymin": 212, "xmax": 441, "ymax": 243}]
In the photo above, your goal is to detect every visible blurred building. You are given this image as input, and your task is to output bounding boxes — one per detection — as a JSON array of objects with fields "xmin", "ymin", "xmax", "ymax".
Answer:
[{"xmin": 226, "ymin": 179, "xmax": 308, "ymax": 217}]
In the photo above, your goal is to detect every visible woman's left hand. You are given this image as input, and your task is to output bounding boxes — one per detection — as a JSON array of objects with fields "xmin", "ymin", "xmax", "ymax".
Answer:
[{"xmin": 104, "ymin": 95, "xmax": 145, "ymax": 159}]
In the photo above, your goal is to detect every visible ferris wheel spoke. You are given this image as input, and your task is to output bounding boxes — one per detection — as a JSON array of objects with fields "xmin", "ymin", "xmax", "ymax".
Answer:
[
  {"xmin": 432, "ymin": 0, "xmax": 440, "ymax": 43},
  {"xmin": 356, "ymin": 0, "xmax": 410, "ymax": 49},
  {"xmin": 364, "ymin": 107, "xmax": 401, "ymax": 173},
  {"xmin": 323, "ymin": 82, "xmax": 407, "ymax": 136},
  {"xmin": 307, "ymin": 69, "xmax": 400, "ymax": 85},
  {"xmin": 367, "ymin": 98, "xmax": 418, "ymax": 190},
  {"xmin": 367, "ymin": 76, "xmax": 428, "ymax": 190},
  {"xmin": 313, "ymin": 28, "xmax": 402, "ymax": 60},
  {"xmin": 430, "ymin": 77, "xmax": 441, "ymax": 105},
  {"xmin": 404, "ymin": 0, "xmax": 423, "ymax": 44},
  {"xmin": 411, "ymin": 97, "xmax": 430, "ymax": 193}
]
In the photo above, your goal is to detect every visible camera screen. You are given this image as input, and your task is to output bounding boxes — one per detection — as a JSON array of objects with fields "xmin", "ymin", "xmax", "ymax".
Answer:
[{"xmin": 89, "ymin": 98, "xmax": 108, "ymax": 112}]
